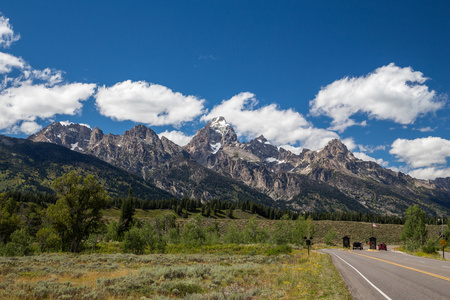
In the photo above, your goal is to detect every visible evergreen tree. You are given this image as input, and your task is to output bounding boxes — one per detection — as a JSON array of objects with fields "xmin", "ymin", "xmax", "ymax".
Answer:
[{"xmin": 117, "ymin": 188, "xmax": 135, "ymax": 238}]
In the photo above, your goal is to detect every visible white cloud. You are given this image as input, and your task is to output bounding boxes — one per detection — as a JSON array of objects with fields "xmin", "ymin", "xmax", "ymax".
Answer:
[
  {"xmin": 0, "ymin": 14, "xmax": 97, "ymax": 135},
  {"xmin": 0, "ymin": 15, "xmax": 20, "ymax": 48},
  {"xmin": 0, "ymin": 52, "xmax": 24, "ymax": 73},
  {"xmin": 341, "ymin": 137, "xmax": 357, "ymax": 151},
  {"xmin": 0, "ymin": 82, "xmax": 96, "ymax": 133},
  {"xmin": 158, "ymin": 130, "xmax": 193, "ymax": 146},
  {"xmin": 414, "ymin": 126, "xmax": 435, "ymax": 133},
  {"xmin": 310, "ymin": 63, "xmax": 445, "ymax": 132},
  {"xmin": 202, "ymin": 92, "xmax": 339, "ymax": 150},
  {"xmin": 390, "ymin": 137, "xmax": 450, "ymax": 168},
  {"xmin": 408, "ymin": 167, "xmax": 450, "ymax": 180},
  {"xmin": 353, "ymin": 152, "xmax": 388, "ymax": 167},
  {"xmin": 95, "ymin": 80, "xmax": 205, "ymax": 126},
  {"xmin": 13, "ymin": 121, "xmax": 42, "ymax": 135}
]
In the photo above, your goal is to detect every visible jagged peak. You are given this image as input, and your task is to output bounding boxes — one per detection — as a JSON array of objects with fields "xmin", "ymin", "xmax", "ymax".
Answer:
[
  {"xmin": 126, "ymin": 124, "xmax": 156, "ymax": 136},
  {"xmin": 322, "ymin": 139, "xmax": 349, "ymax": 152},
  {"xmin": 209, "ymin": 116, "xmax": 231, "ymax": 132},
  {"xmin": 254, "ymin": 135, "xmax": 269, "ymax": 144}
]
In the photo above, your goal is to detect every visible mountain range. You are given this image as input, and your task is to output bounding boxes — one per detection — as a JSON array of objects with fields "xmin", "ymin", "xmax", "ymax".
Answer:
[{"xmin": 3, "ymin": 117, "xmax": 449, "ymax": 215}]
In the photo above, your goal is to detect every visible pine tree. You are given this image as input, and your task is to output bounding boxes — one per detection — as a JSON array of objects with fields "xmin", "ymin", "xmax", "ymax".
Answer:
[{"xmin": 117, "ymin": 188, "xmax": 135, "ymax": 238}]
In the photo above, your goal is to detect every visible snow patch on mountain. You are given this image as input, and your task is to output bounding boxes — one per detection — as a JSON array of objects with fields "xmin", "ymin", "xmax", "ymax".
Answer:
[
  {"xmin": 210, "ymin": 117, "xmax": 230, "ymax": 134},
  {"xmin": 210, "ymin": 142, "xmax": 222, "ymax": 154},
  {"xmin": 70, "ymin": 142, "xmax": 83, "ymax": 151},
  {"xmin": 59, "ymin": 120, "xmax": 91, "ymax": 129}
]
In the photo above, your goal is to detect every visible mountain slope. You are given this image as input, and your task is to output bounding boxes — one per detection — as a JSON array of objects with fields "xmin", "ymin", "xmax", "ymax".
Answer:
[
  {"xmin": 26, "ymin": 119, "xmax": 450, "ymax": 215},
  {"xmin": 184, "ymin": 117, "xmax": 450, "ymax": 215},
  {"xmin": 0, "ymin": 135, "xmax": 173, "ymax": 199},
  {"xmin": 27, "ymin": 122, "xmax": 276, "ymax": 205}
]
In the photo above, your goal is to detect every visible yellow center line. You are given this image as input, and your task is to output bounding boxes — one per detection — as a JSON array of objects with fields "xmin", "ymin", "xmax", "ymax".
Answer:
[{"xmin": 349, "ymin": 251, "xmax": 450, "ymax": 282}]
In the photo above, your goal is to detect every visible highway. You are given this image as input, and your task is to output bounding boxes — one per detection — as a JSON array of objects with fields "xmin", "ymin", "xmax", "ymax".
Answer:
[{"xmin": 321, "ymin": 248, "xmax": 450, "ymax": 300}]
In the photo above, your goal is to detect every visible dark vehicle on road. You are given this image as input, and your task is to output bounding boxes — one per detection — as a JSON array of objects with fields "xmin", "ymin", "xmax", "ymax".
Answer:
[
  {"xmin": 378, "ymin": 243, "xmax": 387, "ymax": 251},
  {"xmin": 352, "ymin": 242, "xmax": 363, "ymax": 250}
]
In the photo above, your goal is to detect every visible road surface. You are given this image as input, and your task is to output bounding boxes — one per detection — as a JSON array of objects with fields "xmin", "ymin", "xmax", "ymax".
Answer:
[{"xmin": 321, "ymin": 248, "xmax": 450, "ymax": 300}]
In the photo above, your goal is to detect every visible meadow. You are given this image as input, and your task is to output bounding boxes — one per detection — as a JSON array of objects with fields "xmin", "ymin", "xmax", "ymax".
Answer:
[{"xmin": 0, "ymin": 247, "xmax": 351, "ymax": 299}]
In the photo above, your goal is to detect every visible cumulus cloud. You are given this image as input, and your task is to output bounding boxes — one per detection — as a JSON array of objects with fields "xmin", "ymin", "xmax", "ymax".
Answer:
[
  {"xmin": 390, "ymin": 137, "xmax": 450, "ymax": 168},
  {"xmin": 95, "ymin": 80, "xmax": 205, "ymax": 126},
  {"xmin": 0, "ymin": 52, "xmax": 24, "ymax": 73},
  {"xmin": 158, "ymin": 130, "xmax": 193, "ymax": 146},
  {"xmin": 0, "ymin": 14, "xmax": 97, "ymax": 135},
  {"xmin": 310, "ymin": 63, "xmax": 445, "ymax": 132},
  {"xmin": 408, "ymin": 167, "xmax": 450, "ymax": 180},
  {"xmin": 9, "ymin": 121, "xmax": 42, "ymax": 135},
  {"xmin": 389, "ymin": 137, "xmax": 450, "ymax": 179},
  {"xmin": 341, "ymin": 137, "xmax": 357, "ymax": 151},
  {"xmin": 202, "ymin": 92, "xmax": 339, "ymax": 150},
  {"xmin": 353, "ymin": 152, "xmax": 388, "ymax": 167},
  {"xmin": 0, "ymin": 15, "xmax": 20, "ymax": 48},
  {"xmin": 0, "ymin": 82, "xmax": 96, "ymax": 133}
]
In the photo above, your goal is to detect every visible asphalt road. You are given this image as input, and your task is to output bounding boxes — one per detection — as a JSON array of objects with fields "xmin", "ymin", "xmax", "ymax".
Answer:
[{"xmin": 321, "ymin": 248, "xmax": 450, "ymax": 300}]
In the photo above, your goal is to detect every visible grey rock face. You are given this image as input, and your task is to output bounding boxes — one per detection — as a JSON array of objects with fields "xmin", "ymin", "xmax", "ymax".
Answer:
[{"xmin": 27, "ymin": 119, "xmax": 450, "ymax": 215}]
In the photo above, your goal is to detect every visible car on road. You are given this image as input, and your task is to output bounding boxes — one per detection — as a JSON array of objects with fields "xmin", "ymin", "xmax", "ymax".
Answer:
[
  {"xmin": 378, "ymin": 243, "xmax": 387, "ymax": 251},
  {"xmin": 352, "ymin": 242, "xmax": 363, "ymax": 250}
]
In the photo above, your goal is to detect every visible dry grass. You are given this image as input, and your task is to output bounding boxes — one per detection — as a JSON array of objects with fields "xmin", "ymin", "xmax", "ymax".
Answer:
[{"xmin": 0, "ymin": 249, "xmax": 351, "ymax": 299}]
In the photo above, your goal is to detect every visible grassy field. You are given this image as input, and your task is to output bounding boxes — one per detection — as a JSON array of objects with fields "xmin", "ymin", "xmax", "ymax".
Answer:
[{"xmin": 0, "ymin": 248, "xmax": 351, "ymax": 299}]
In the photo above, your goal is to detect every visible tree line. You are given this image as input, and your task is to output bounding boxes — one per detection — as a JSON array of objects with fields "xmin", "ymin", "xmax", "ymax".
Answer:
[{"xmin": 1, "ymin": 172, "xmax": 449, "ymax": 256}]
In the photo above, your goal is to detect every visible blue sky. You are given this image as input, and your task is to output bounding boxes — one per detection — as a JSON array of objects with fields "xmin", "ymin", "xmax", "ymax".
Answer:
[{"xmin": 1, "ymin": 1, "xmax": 450, "ymax": 179}]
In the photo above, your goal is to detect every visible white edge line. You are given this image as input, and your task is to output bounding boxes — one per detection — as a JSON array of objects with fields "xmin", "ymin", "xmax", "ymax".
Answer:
[{"xmin": 334, "ymin": 252, "xmax": 392, "ymax": 300}]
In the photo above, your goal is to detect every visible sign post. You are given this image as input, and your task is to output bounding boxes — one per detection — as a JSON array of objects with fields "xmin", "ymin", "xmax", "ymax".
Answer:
[
  {"xmin": 304, "ymin": 236, "xmax": 313, "ymax": 255},
  {"xmin": 440, "ymin": 239, "xmax": 447, "ymax": 259}
]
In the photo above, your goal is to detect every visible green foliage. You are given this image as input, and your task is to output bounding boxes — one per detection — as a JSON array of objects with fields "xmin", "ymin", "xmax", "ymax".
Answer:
[
  {"xmin": 47, "ymin": 171, "xmax": 108, "ymax": 252},
  {"xmin": 181, "ymin": 215, "xmax": 205, "ymax": 247},
  {"xmin": 421, "ymin": 239, "xmax": 437, "ymax": 254},
  {"xmin": 117, "ymin": 189, "xmax": 135, "ymax": 238},
  {"xmin": 122, "ymin": 226, "xmax": 146, "ymax": 254},
  {"xmin": 0, "ymin": 228, "xmax": 34, "ymax": 256},
  {"xmin": 444, "ymin": 218, "xmax": 450, "ymax": 241},
  {"xmin": 0, "ymin": 194, "xmax": 20, "ymax": 243},
  {"xmin": 324, "ymin": 228, "xmax": 338, "ymax": 246},
  {"xmin": 36, "ymin": 227, "xmax": 61, "ymax": 252},
  {"xmin": 265, "ymin": 244, "xmax": 293, "ymax": 256},
  {"xmin": 242, "ymin": 216, "xmax": 269, "ymax": 244},
  {"xmin": 401, "ymin": 205, "xmax": 428, "ymax": 250},
  {"xmin": 223, "ymin": 222, "xmax": 244, "ymax": 244},
  {"xmin": 272, "ymin": 215, "xmax": 293, "ymax": 245},
  {"xmin": 105, "ymin": 221, "xmax": 120, "ymax": 242}
]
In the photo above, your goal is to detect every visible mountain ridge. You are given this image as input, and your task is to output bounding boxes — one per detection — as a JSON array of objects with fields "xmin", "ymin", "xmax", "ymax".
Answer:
[{"xmin": 25, "ymin": 118, "xmax": 450, "ymax": 215}]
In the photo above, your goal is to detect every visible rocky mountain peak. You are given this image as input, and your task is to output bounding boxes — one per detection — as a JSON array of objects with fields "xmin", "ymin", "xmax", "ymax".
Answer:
[
  {"xmin": 28, "ymin": 121, "xmax": 93, "ymax": 152},
  {"xmin": 246, "ymin": 135, "xmax": 279, "ymax": 160},
  {"xmin": 207, "ymin": 116, "xmax": 238, "ymax": 147},
  {"xmin": 121, "ymin": 125, "xmax": 163, "ymax": 147},
  {"xmin": 320, "ymin": 139, "xmax": 351, "ymax": 159},
  {"xmin": 89, "ymin": 127, "xmax": 104, "ymax": 146},
  {"xmin": 255, "ymin": 135, "xmax": 268, "ymax": 144},
  {"xmin": 184, "ymin": 117, "xmax": 239, "ymax": 164}
]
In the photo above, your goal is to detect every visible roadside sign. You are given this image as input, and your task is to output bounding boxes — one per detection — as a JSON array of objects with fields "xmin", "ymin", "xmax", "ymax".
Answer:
[{"xmin": 440, "ymin": 239, "xmax": 447, "ymax": 247}]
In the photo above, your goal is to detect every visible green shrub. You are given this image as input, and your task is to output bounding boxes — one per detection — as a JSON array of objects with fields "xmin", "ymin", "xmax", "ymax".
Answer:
[
  {"xmin": 36, "ymin": 227, "xmax": 61, "ymax": 253},
  {"xmin": 122, "ymin": 227, "xmax": 146, "ymax": 254},
  {"xmin": 422, "ymin": 239, "xmax": 437, "ymax": 254},
  {"xmin": 265, "ymin": 244, "xmax": 293, "ymax": 256},
  {"xmin": 324, "ymin": 228, "xmax": 338, "ymax": 246},
  {"xmin": 223, "ymin": 223, "xmax": 243, "ymax": 244},
  {"xmin": 3, "ymin": 228, "xmax": 35, "ymax": 256}
]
